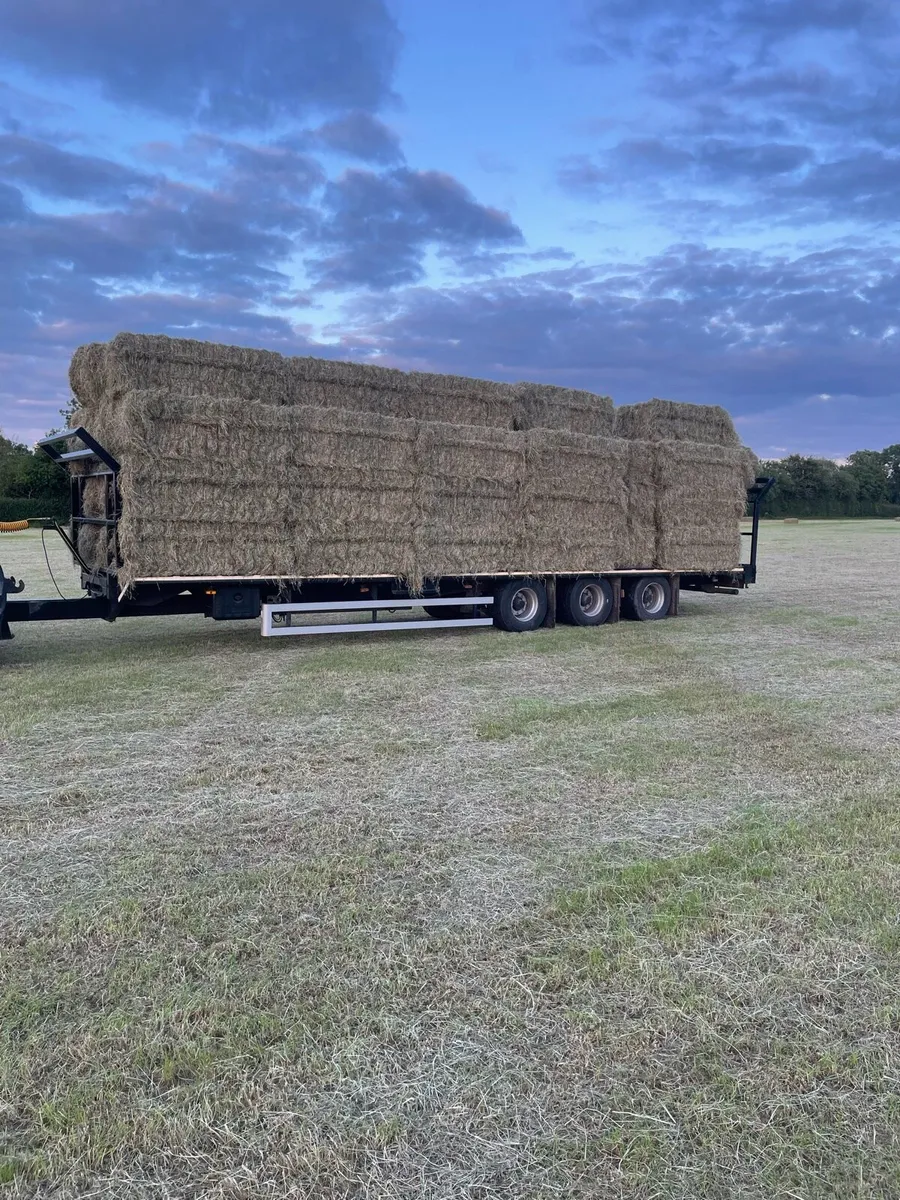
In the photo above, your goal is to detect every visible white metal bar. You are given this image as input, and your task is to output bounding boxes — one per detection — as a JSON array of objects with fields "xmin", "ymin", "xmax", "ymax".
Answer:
[
  {"xmin": 265, "ymin": 596, "xmax": 492, "ymax": 614},
  {"xmin": 262, "ymin": 616, "xmax": 493, "ymax": 638}
]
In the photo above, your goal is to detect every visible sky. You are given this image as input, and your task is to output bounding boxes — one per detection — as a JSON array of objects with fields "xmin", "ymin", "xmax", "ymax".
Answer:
[{"xmin": 1, "ymin": 0, "xmax": 898, "ymax": 458}]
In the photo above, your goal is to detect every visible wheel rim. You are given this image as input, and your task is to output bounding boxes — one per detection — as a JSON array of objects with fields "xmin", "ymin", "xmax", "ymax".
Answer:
[
  {"xmin": 640, "ymin": 581, "xmax": 667, "ymax": 615},
  {"xmin": 578, "ymin": 582, "xmax": 606, "ymax": 618},
  {"xmin": 511, "ymin": 586, "xmax": 540, "ymax": 622}
]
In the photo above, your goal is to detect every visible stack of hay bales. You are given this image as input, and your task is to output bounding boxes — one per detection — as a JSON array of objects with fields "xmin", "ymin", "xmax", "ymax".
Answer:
[
  {"xmin": 68, "ymin": 334, "xmax": 755, "ymax": 587},
  {"xmin": 615, "ymin": 398, "xmax": 756, "ymax": 572},
  {"xmin": 70, "ymin": 333, "xmax": 615, "ymax": 435}
]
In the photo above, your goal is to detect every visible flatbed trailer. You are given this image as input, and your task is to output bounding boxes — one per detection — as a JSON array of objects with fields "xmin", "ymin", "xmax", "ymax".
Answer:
[{"xmin": 0, "ymin": 428, "xmax": 774, "ymax": 643}]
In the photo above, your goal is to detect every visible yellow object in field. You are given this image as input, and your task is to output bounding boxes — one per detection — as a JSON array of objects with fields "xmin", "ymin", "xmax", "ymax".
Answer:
[{"xmin": 0, "ymin": 520, "xmax": 30, "ymax": 532}]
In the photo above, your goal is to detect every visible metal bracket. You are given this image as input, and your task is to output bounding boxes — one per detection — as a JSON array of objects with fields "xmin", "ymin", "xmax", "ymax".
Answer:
[
  {"xmin": 37, "ymin": 427, "xmax": 120, "ymax": 472},
  {"xmin": 0, "ymin": 562, "xmax": 25, "ymax": 640},
  {"xmin": 741, "ymin": 476, "xmax": 775, "ymax": 585}
]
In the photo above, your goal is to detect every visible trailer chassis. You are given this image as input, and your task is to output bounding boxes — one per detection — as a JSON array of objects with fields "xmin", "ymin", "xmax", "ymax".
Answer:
[{"xmin": 0, "ymin": 428, "xmax": 774, "ymax": 642}]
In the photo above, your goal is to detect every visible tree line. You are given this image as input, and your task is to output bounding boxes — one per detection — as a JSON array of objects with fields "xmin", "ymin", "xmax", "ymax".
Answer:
[
  {"xmin": 2, "ymin": 423, "xmax": 899, "ymax": 523},
  {"xmin": 758, "ymin": 446, "xmax": 900, "ymax": 519},
  {"xmin": 0, "ymin": 430, "xmax": 70, "ymax": 521}
]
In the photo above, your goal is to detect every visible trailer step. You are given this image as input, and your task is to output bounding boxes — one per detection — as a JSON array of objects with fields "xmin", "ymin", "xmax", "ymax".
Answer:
[{"xmin": 261, "ymin": 596, "xmax": 493, "ymax": 638}]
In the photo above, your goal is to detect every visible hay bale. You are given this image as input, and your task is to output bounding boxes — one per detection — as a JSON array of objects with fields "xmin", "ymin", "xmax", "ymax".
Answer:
[
  {"xmin": 74, "ymin": 476, "xmax": 111, "ymax": 570},
  {"xmin": 76, "ymin": 389, "xmax": 665, "ymax": 588},
  {"xmin": 71, "ymin": 333, "xmax": 524, "ymax": 430},
  {"xmin": 618, "ymin": 439, "xmax": 658, "ymax": 568},
  {"xmin": 522, "ymin": 430, "xmax": 628, "ymax": 571},
  {"xmin": 653, "ymin": 441, "xmax": 750, "ymax": 571},
  {"xmin": 68, "ymin": 337, "xmax": 758, "ymax": 584},
  {"xmin": 515, "ymin": 382, "xmax": 614, "ymax": 438},
  {"xmin": 69, "ymin": 333, "xmax": 621, "ymax": 437},
  {"xmin": 416, "ymin": 422, "xmax": 526, "ymax": 576},
  {"xmin": 615, "ymin": 398, "xmax": 755, "ymax": 572},
  {"xmin": 615, "ymin": 398, "xmax": 741, "ymax": 447},
  {"xmin": 68, "ymin": 344, "xmax": 107, "ymax": 409}
]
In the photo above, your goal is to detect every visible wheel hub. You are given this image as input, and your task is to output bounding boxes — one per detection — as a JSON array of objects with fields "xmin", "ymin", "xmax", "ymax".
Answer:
[{"xmin": 511, "ymin": 586, "xmax": 540, "ymax": 622}]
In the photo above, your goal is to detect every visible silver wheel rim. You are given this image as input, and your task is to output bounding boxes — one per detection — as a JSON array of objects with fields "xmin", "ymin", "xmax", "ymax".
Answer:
[
  {"xmin": 640, "ymin": 581, "xmax": 667, "ymax": 615},
  {"xmin": 578, "ymin": 582, "xmax": 606, "ymax": 619},
  {"xmin": 511, "ymin": 586, "xmax": 540, "ymax": 623}
]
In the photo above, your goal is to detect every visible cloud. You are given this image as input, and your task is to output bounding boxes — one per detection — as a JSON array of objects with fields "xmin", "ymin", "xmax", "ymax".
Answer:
[
  {"xmin": 0, "ymin": 0, "xmax": 401, "ymax": 129},
  {"xmin": 0, "ymin": 182, "xmax": 27, "ymax": 223},
  {"xmin": 564, "ymin": 0, "xmax": 900, "ymax": 231},
  {"xmin": 311, "ymin": 112, "xmax": 404, "ymax": 164},
  {"xmin": 0, "ymin": 133, "xmax": 153, "ymax": 203},
  {"xmin": 329, "ymin": 243, "xmax": 900, "ymax": 431},
  {"xmin": 308, "ymin": 168, "xmax": 523, "ymax": 289}
]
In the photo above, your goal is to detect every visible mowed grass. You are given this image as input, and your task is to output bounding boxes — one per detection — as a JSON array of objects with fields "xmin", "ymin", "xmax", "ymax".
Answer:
[{"xmin": 1, "ymin": 520, "xmax": 899, "ymax": 1198}]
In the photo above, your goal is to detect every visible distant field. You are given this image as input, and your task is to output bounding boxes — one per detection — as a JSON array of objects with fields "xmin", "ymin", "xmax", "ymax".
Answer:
[{"xmin": 1, "ymin": 521, "xmax": 899, "ymax": 1198}]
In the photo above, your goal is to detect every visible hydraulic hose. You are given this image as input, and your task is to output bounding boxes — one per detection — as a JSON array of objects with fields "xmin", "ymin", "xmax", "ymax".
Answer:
[{"xmin": 0, "ymin": 520, "xmax": 30, "ymax": 533}]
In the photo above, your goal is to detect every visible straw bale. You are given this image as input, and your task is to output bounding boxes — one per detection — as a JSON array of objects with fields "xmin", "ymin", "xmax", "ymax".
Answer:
[
  {"xmin": 70, "ymin": 333, "xmax": 525, "ymax": 430},
  {"xmin": 618, "ymin": 439, "xmax": 658, "ymax": 569},
  {"xmin": 653, "ymin": 441, "xmax": 751, "ymax": 571},
  {"xmin": 68, "ymin": 344, "xmax": 106, "ymax": 410},
  {"xmin": 69, "ymin": 337, "xmax": 757, "ymax": 585},
  {"xmin": 522, "ymin": 431, "xmax": 627, "ymax": 571},
  {"xmin": 74, "ymin": 389, "xmax": 666, "ymax": 585},
  {"xmin": 615, "ymin": 397, "xmax": 741, "ymax": 446},
  {"xmin": 515, "ymin": 383, "xmax": 615, "ymax": 438},
  {"xmin": 416, "ymin": 421, "xmax": 526, "ymax": 577},
  {"xmin": 73, "ymin": 476, "xmax": 113, "ymax": 569},
  {"xmin": 69, "ymin": 333, "xmax": 624, "ymax": 436}
]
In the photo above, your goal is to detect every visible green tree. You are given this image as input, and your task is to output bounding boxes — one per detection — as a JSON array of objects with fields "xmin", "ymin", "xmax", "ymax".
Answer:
[
  {"xmin": 760, "ymin": 445, "xmax": 900, "ymax": 519},
  {"xmin": 0, "ymin": 428, "xmax": 29, "ymax": 460},
  {"xmin": 845, "ymin": 450, "xmax": 889, "ymax": 507},
  {"xmin": 0, "ymin": 424, "xmax": 69, "ymax": 515},
  {"xmin": 882, "ymin": 444, "xmax": 900, "ymax": 505}
]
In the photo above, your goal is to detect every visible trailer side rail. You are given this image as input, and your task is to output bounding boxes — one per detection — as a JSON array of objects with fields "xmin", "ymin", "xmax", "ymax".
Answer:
[{"xmin": 262, "ymin": 595, "xmax": 494, "ymax": 638}]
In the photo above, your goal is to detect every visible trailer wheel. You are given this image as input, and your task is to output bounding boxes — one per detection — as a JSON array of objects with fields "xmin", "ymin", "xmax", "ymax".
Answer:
[
  {"xmin": 423, "ymin": 604, "xmax": 466, "ymax": 620},
  {"xmin": 493, "ymin": 579, "xmax": 548, "ymax": 632},
  {"xmin": 559, "ymin": 576, "xmax": 613, "ymax": 626},
  {"xmin": 624, "ymin": 575, "xmax": 672, "ymax": 621}
]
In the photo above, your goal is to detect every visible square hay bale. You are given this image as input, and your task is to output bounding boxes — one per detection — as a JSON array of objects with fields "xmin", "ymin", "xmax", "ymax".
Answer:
[
  {"xmin": 653, "ymin": 441, "xmax": 752, "ymax": 571},
  {"xmin": 70, "ymin": 334, "xmax": 525, "ymax": 431},
  {"xmin": 415, "ymin": 422, "xmax": 526, "ymax": 577},
  {"xmin": 73, "ymin": 390, "xmax": 654, "ymax": 587},
  {"xmin": 70, "ymin": 334, "xmax": 620, "ymax": 437},
  {"xmin": 618, "ymin": 439, "xmax": 658, "ymax": 569},
  {"xmin": 615, "ymin": 397, "xmax": 741, "ymax": 446},
  {"xmin": 522, "ymin": 430, "xmax": 629, "ymax": 571},
  {"xmin": 515, "ymin": 382, "xmax": 615, "ymax": 438}
]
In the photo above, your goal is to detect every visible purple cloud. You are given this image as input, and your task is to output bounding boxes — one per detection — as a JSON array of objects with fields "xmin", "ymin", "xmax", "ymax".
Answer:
[{"xmin": 0, "ymin": 0, "xmax": 401, "ymax": 128}]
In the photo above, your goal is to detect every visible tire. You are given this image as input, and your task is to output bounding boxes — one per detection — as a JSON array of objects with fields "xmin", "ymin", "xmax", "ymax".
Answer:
[
  {"xmin": 559, "ymin": 576, "xmax": 613, "ymax": 626},
  {"xmin": 493, "ymin": 579, "xmax": 548, "ymax": 632},
  {"xmin": 624, "ymin": 575, "xmax": 672, "ymax": 621},
  {"xmin": 423, "ymin": 604, "xmax": 466, "ymax": 619}
]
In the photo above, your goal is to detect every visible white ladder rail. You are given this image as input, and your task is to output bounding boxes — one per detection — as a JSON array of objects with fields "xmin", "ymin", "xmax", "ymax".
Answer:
[{"xmin": 261, "ymin": 595, "xmax": 493, "ymax": 638}]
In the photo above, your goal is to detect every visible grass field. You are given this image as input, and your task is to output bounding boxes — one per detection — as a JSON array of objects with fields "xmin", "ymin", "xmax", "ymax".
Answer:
[{"xmin": 1, "ymin": 521, "xmax": 899, "ymax": 1198}]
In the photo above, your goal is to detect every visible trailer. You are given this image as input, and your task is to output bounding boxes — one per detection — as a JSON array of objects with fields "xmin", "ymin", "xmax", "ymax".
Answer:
[{"xmin": 0, "ymin": 428, "xmax": 774, "ymax": 643}]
